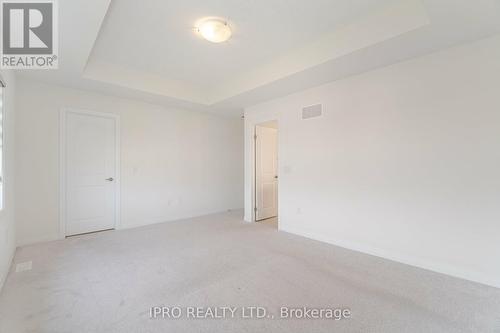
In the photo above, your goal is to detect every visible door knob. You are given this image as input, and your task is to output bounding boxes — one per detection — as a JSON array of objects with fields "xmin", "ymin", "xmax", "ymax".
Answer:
[{"xmin": 106, "ymin": 177, "xmax": 114, "ymax": 182}]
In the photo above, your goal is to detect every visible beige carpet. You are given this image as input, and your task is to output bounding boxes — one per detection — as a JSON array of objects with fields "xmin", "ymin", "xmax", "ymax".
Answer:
[
  {"xmin": 258, "ymin": 216, "xmax": 278, "ymax": 228},
  {"xmin": 1, "ymin": 210, "xmax": 499, "ymax": 333}
]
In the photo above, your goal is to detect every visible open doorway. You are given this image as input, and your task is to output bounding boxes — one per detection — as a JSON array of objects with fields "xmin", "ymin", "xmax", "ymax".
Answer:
[{"xmin": 254, "ymin": 120, "xmax": 278, "ymax": 228}]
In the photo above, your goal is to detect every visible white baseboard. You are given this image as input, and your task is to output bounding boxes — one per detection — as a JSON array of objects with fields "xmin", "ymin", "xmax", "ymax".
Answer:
[
  {"xmin": 17, "ymin": 233, "xmax": 60, "ymax": 247},
  {"xmin": 280, "ymin": 225, "xmax": 500, "ymax": 289},
  {"xmin": 0, "ymin": 246, "xmax": 15, "ymax": 294},
  {"xmin": 17, "ymin": 209, "xmax": 245, "ymax": 246},
  {"xmin": 119, "ymin": 208, "xmax": 243, "ymax": 230}
]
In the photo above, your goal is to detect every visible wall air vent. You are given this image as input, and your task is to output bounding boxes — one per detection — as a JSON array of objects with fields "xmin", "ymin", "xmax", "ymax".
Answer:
[{"xmin": 302, "ymin": 104, "xmax": 322, "ymax": 119}]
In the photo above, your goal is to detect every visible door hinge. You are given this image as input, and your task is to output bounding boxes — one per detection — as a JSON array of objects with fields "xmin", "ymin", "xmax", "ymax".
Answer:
[
  {"xmin": 254, "ymin": 134, "xmax": 257, "ymax": 140},
  {"xmin": 254, "ymin": 207, "xmax": 257, "ymax": 212}
]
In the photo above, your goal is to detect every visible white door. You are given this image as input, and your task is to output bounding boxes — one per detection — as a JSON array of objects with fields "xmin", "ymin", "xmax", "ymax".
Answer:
[
  {"xmin": 64, "ymin": 111, "xmax": 117, "ymax": 236},
  {"xmin": 255, "ymin": 125, "xmax": 278, "ymax": 221}
]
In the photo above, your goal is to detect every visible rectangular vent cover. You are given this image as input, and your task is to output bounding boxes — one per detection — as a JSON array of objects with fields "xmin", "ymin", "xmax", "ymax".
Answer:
[
  {"xmin": 302, "ymin": 104, "xmax": 322, "ymax": 119},
  {"xmin": 16, "ymin": 261, "xmax": 32, "ymax": 272}
]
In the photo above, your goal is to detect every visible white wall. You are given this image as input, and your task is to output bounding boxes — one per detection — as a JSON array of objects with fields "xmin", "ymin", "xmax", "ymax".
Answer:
[
  {"xmin": 15, "ymin": 80, "xmax": 243, "ymax": 246},
  {"xmin": 0, "ymin": 70, "xmax": 16, "ymax": 291},
  {"xmin": 244, "ymin": 34, "xmax": 500, "ymax": 288}
]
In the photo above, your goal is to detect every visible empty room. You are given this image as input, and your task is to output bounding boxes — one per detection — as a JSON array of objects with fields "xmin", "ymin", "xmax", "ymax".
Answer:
[{"xmin": 0, "ymin": 0, "xmax": 500, "ymax": 332}]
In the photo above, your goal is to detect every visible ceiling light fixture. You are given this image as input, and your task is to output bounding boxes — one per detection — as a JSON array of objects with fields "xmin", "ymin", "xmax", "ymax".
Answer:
[{"xmin": 196, "ymin": 18, "xmax": 232, "ymax": 43}]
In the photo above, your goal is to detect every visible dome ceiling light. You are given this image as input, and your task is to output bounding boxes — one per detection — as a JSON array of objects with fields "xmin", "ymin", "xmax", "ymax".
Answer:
[{"xmin": 196, "ymin": 18, "xmax": 232, "ymax": 43}]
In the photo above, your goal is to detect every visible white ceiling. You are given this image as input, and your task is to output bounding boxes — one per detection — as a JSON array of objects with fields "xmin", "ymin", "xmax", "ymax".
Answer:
[
  {"xmin": 18, "ymin": 0, "xmax": 500, "ymax": 116},
  {"xmin": 89, "ymin": 0, "xmax": 394, "ymax": 87}
]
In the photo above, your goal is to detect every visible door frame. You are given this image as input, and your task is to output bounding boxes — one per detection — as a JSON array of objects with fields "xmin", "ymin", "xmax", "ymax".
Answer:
[
  {"xmin": 250, "ymin": 120, "xmax": 279, "ymax": 224},
  {"xmin": 59, "ymin": 108, "xmax": 121, "ymax": 239}
]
